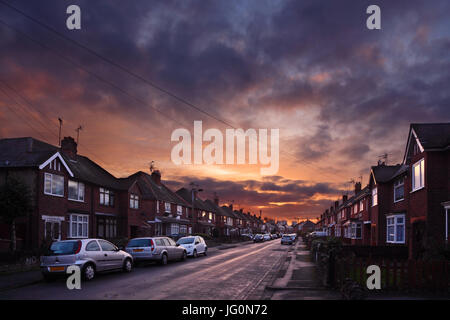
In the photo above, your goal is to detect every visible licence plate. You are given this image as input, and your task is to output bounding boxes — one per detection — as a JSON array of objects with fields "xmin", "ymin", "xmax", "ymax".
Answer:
[
  {"xmin": 133, "ymin": 249, "xmax": 144, "ymax": 252},
  {"xmin": 49, "ymin": 266, "xmax": 65, "ymax": 272}
]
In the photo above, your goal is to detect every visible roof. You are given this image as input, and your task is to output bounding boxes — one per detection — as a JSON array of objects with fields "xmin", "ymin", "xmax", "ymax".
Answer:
[
  {"xmin": 175, "ymin": 188, "xmax": 209, "ymax": 211},
  {"xmin": 126, "ymin": 172, "xmax": 189, "ymax": 206},
  {"xmin": 411, "ymin": 123, "xmax": 450, "ymax": 150},
  {"xmin": 0, "ymin": 137, "xmax": 122, "ymax": 189},
  {"xmin": 371, "ymin": 164, "xmax": 404, "ymax": 184}
]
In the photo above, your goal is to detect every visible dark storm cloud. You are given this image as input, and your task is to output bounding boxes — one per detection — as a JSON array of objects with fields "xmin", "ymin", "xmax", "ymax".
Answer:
[{"xmin": 1, "ymin": 0, "xmax": 450, "ymax": 219}]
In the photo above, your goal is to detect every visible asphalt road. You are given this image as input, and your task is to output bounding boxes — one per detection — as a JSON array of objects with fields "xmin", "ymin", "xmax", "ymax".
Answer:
[{"xmin": 0, "ymin": 240, "xmax": 286, "ymax": 300}]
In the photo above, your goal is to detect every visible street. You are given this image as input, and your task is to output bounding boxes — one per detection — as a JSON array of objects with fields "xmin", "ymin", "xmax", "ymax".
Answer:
[{"xmin": 0, "ymin": 240, "xmax": 287, "ymax": 300}]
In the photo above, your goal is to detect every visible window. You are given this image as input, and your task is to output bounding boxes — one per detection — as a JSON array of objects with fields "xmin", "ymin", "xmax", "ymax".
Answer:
[
  {"xmin": 69, "ymin": 214, "xmax": 88, "ymax": 238},
  {"xmin": 156, "ymin": 200, "xmax": 160, "ymax": 213},
  {"xmin": 169, "ymin": 223, "xmax": 179, "ymax": 235},
  {"xmin": 99, "ymin": 240, "xmax": 117, "ymax": 251},
  {"xmin": 99, "ymin": 188, "xmax": 114, "ymax": 206},
  {"xmin": 350, "ymin": 222, "xmax": 362, "ymax": 239},
  {"xmin": 386, "ymin": 214, "xmax": 405, "ymax": 244},
  {"xmin": 360, "ymin": 200, "xmax": 364, "ymax": 212},
  {"xmin": 177, "ymin": 205, "xmax": 182, "ymax": 215},
  {"xmin": 202, "ymin": 211, "xmax": 206, "ymax": 218},
  {"xmin": 208, "ymin": 212, "xmax": 213, "ymax": 220},
  {"xmin": 165, "ymin": 202, "xmax": 171, "ymax": 213},
  {"xmin": 68, "ymin": 180, "xmax": 85, "ymax": 201},
  {"xmin": 353, "ymin": 204, "xmax": 358, "ymax": 215},
  {"xmin": 394, "ymin": 179, "xmax": 404, "ymax": 202},
  {"xmin": 44, "ymin": 220, "xmax": 61, "ymax": 241},
  {"xmin": 372, "ymin": 187, "xmax": 378, "ymax": 207},
  {"xmin": 335, "ymin": 226, "xmax": 341, "ymax": 237},
  {"xmin": 44, "ymin": 173, "xmax": 64, "ymax": 196},
  {"xmin": 97, "ymin": 217, "xmax": 117, "ymax": 238},
  {"xmin": 180, "ymin": 224, "xmax": 187, "ymax": 235},
  {"xmin": 412, "ymin": 159, "xmax": 425, "ymax": 191},
  {"xmin": 86, "ymin": 240, "xmax": 100, "ymax": 251},
  {"xmin": 130, "ymin": 194, "xmax": 139, "ymax": 209}
]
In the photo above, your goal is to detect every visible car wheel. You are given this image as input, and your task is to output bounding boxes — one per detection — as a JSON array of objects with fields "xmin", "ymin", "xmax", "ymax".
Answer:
[
  {"xmin": 160, "ymin": 253, "xmax": 168, "ymax": 265},
  {"xmin": 123, "ymin": 258, "xmax": 132, "ymax": 273},
  {"xmin": 82, "ymin": 263, "xmax": 95, "ymax": 281},
  {"xmin": 193, "ymin": 249, "xmax": 198, "ymax": 258},
  {"xmin": 180, "ymin": 251, "xmax": 187, "ymax": 261},
  {"xmin": 204, "ymin": 247, "xmax": 207, "ymax": 256}
]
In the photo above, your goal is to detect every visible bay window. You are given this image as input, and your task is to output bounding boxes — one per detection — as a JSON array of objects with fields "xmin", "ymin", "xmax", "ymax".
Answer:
[{"xmin": 69, "ymin": 214, "xmax": 88, "ymax": 238}]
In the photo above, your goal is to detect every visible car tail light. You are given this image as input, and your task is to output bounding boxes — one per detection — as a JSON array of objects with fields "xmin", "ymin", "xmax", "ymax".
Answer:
[
  {"xmin": 150, "ymin": 239, "xmax": 155, "ymax": 251},
  {"xmin": 74, "ymin": 240, "xmax": 82, "ymax": 254}
]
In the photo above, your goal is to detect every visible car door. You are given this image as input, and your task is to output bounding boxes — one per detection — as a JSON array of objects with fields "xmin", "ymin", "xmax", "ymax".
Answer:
[
  {"xmin": 166, "ymin": 237, "xmax": 182, "ymax": 260},
  {"xmin": 98, "ymin": 239, "xmax": 122, "ymax": 270},
  {"xmin": 162, "ymin": 238, "xmax": 175, "ymax": 260},
  {"xmin": 84, "ymin": 240, "xmax": 106, "ymax": 271}
]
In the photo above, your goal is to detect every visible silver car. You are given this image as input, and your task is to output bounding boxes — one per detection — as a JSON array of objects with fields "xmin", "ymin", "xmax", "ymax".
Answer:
[
  {"xmin": 40, "ymin": 239, "xmax": 133, "ymax": 281},
  {"xmin": 125, "ymin": 237, "xmax": 187, "ymax": 265}
]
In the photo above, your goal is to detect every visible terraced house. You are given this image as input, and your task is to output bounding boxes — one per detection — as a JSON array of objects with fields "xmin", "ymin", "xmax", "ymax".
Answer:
[
  {"xmin": 316, "ymin": 123, "xmax": 450, "ymax": 259},
  {"xmin": 0, "ymin": 136, "xmax": 264, "ymax": 252}
]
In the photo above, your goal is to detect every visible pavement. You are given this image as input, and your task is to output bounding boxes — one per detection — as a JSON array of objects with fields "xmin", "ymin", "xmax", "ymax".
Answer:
[
  {"xmin": 0, "ymin": 239, "xmax": 285, "ymax": 299},
  {"xmin": 266, "ymin": 240, "xmax": 341, "ymax": 300}
]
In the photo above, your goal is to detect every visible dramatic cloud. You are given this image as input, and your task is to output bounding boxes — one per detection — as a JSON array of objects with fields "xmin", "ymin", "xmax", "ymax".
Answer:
[{"xmin": 1, "ymin": 0, "xmax": 449, "ymax": 221}]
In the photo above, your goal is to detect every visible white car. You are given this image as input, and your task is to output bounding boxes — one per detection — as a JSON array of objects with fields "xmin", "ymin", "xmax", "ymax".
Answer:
[
  {"xmin": 263, "ymin": 234, "xmax": 271, "ymax": 241},
  {"xmin": 176, "ymin": 236, "xmax": 207, "ymax": 258}
]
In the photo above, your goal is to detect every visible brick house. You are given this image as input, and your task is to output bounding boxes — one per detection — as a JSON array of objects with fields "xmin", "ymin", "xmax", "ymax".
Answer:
[
  {"xmin": 320, "ymin": 123, "xmax": 450, "ymax": 259},
  {"xmin": 176, "ymin": 188, "xmax": 216, "ymax": 236},
  {"xmin": 0, "ymin": 137, "xmax": 126, "ymax": 251}
]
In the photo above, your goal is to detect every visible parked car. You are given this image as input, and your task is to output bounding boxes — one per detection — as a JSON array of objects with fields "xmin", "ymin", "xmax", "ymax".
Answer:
[
  {"xmin": 176, "ymin": 236, "xmax": 207, "ymax": 257},
  {"xmin": 253, "ymin": 234, "xmax": 264, "ymax": 242},
  {"xmin": 41, "ymin": 239, "xmax": 133, "ymax": 281},
  {"xmin": 241, "ymin": 234, "xmax": 254, "ymax": 240},
  {"xmin": 125, "ymin": 237, "xmax": 187, "ymax": 265},
  {"xmin": 263, "ymin": 234, "xmax": 272, "ymax": 241},
  {"xmin": 281, "ymin": 234, "xmax": 294, "ymax": 245},
  {"xmin": 309, "ymin": 231, "xmax": 327, "ymax": 237},
  {"xmin": 270, "ymin": 234, "xmax": 277, "ymax": 240}
]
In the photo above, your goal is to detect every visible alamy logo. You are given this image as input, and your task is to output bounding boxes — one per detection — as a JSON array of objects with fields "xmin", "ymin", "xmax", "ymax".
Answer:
[
  {"xmin": 366, "ymin": 265, "xmax": 381, "ymax": 290},
  {"xmin": 171, "ymin": 121, "xmax": 279, "ymax": 175},
  {"xmin": 66, "ymin": 265, "xmax": 81, "ymax": 290}
]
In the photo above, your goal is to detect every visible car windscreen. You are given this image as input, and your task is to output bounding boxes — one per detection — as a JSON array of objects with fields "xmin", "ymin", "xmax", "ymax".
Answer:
[
  {"xmin": 177, "ymin": 238, "xmax": 195, "ymax": 244},
  {"xmin": 127, "ymin": 239, "xmax": 152, "ymax": 247},
  {"xmin": 282, "ymin": 236, "xmax": 291, "ymax": 239},
  {"xmin": 48, "ymin": 241, "xmax": 79, "ymax": 256}
]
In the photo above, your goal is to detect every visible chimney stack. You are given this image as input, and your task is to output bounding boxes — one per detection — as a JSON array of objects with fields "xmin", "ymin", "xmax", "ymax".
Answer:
[
  {"xmin": 343, "ymin": 194, "xmax": 348, "ymax": 202},
  {"xmin": 229, "ymin": 204, "xmax": 233, "ymax": 211},
  {"xmin": 214, "ymin": 194, "xmax": 219, "ymax": 206},
  {"xmin": 61, "ymin": 136, "xmax": 77, "ymax": 158},
  {"xmin": 151, "ymin": 170, "xmax": 161, "ymax": 185},
  {"xmin": 354, "ymin": 182, "xmax": 362, "ymax": 195},
  {"xmin": 334, "ymin": 201, "xmax": 339, "ymax": 209}
]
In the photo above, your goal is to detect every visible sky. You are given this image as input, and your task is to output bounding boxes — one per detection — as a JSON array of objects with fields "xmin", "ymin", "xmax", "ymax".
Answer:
[{"xmin": 1, "ymin": 0, "xmax": 450, "ymax": 223}]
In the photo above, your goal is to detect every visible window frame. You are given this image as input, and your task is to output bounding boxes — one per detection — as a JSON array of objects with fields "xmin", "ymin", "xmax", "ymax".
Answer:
[
  {"xmin": 130, "ymin": 194, "xmax": 139, "ymax": 209},
  {"xmin": 69, "ymin": 214, "xmax": 89, "ymax": 239},
  {"xmin": 165, "ymin": 202, "xmax": 171, "ymax": 213},
  {"xmin": 372, "ymin": 187, "xmax": 378, "ymax": 207},
  {"xmin": 99, "ymin": 187, "xmax": 115, "ymax": 207},
  {"xmin": 412, "ymin": 158, "xmax": 425, "ymax": 192},
  {"xmin": 386, "ymin": 214, "xmax": 406, "ymax": 244},
  {"xmin": 68, "ymin": 180, "xmax": 85, "ymax": 202},
  {"xmin": 44, "ymin": 173, "xmax": 64, "ymax": 197},
  {"xmin": 394, "ymin": 178, "xmax": 405, "ymax": 203}
]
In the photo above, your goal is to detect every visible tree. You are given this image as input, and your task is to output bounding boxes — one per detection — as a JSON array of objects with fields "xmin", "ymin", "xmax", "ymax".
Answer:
[{"xmin": 0, "ymin": 176, "xmax": 32, "ymax": 252}]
